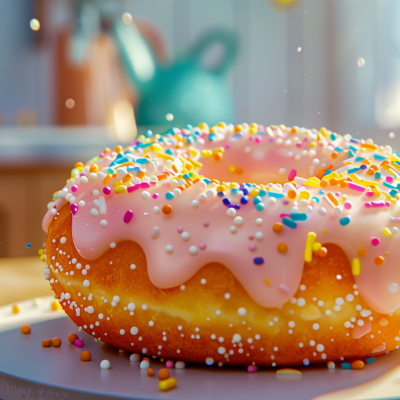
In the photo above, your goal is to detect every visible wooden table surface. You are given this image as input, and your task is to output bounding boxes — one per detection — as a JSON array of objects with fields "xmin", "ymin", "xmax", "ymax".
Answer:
[{"xmin": 0, "ymin": 257, "xmax": 54, "ymax": 306}]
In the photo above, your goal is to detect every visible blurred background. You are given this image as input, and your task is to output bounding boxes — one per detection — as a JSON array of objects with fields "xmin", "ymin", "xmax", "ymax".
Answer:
[{"xmin": 1, "ymin": 0, "xmax": 400, "ymax": 303}]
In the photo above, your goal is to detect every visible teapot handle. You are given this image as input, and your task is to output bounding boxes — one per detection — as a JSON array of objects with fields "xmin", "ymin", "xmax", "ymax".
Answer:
[{"xmin": 189, "ymin": 29, "xmax": 238, "ymax": 75}]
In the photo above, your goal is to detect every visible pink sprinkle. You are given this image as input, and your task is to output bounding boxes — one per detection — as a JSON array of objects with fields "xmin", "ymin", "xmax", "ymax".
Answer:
[
  {"xmin": 365, "ymin": 202, "xmax": 371, "ymax": 208},
  {"xmin": 279, "ymin": 283, "xmax": 291, "ymax": 294},
  {"xmin": 199, "ymin": 243, "xmax": 206, "ymax": 250},
  {"xmin": 344, "ymin": 201, "xmax": 352, "ymax": 210},
  {"xmin": 225, "ymin": 145, "xmax": 230, "ymax": 149},
  {"xmin": 74, "ymin": 339, "xmax": 84, "ymax": 348},
  {"xmin": 80, "ymin": 173, "xmax": 85, "ymax": 177},
  {"xmin": 334, "ymin": 192, "xmax": 341, "ymax": 197},
  {"xmin": 366, "ymin": 191, "xmax": 374, "ymax": 197},
  {"xmin": 288, "ymin": 169, "xmax": 297, "ymax": 181},
  {"xmin": 99, "ymin": 153, "xmax": 104, "ymax": 158},
  {"xmin": 249, "ymin": 244, "xmax": 256, "ymax": 251},
  {"xmin": 258, "ymin": 124, "xmax": 265, "ymax": 131},
  {"xmin": 123, "ymin": 210, "xmax": 134, "ymax": 223},
  {"xmin": 70, "ymin": 204, "xmax": 78, "ymax": 215},
  {"xmin": 255, "ymin": 137, "xmax": 261, "ymax": 144},
  {"xmin": 103, "ymin": 187, "xmax": 112, "ymax": 195},
  {"xmin": 371, "ymin": 237, "xmax": 380, "ymax": 246},
  {"xmin": 177, "ymin": 227, "xmax": 183, "ymax": 233},
  {"xmin": 152, "ymin": 193, "xmax": 159, "ymax": 199},
  {"xmin": 279, "ymin": 213, "xmax": 291, "ymax": 218},
  {"xmin": 166, "ymin": 360, "xmax": 174, "ymax": 368},
  {"xmin": 203, "ymin": 221, "xmax": 209, "ymax": 227},
  {"xmin": 248, "ymin": 235, "xmax": 254, "ymax": 240},
  {"xmin": 249, "ymin": 136, "xmax": 253, "ymax": 141},
  {"xmin": 127, "ymin": 184, "xmax": 140, "ymax": 193},
  {"xmin": 71, "ymin": 185, "xmax": 78, "ymax": 193},
  {"xmin": 385, "ymin": 201, "xmax": 391, "ymax": 206},
  {"xmin": 141, "ymin": 182, "xmax": 150, "ymax": 189},
  {"xmin": 296, "ymin": 143, "xmax": 302, "ymax": 148},
  {"xmin": 247, "ymin": 365, "xmax": 257, "ymax": 373},
  {"xmin": 348, "ymin": 182, "xmax": 365, "ymax": 192},
  {"xmin": 386, "ymin": 176, "xmax": 394, "ymax": 184},
  {"xmin": 150, "ymin": 182, "xmax": 156, "ymax": 186}
]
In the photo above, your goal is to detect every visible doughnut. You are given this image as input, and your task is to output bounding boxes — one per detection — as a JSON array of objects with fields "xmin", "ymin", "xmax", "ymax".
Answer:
[{"xmin": 41, "ymin": 122, "xmax": 400, "ymax": 367}]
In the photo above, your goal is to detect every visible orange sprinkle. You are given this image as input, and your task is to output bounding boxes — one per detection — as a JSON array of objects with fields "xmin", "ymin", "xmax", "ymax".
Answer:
[
  {"xmin": 52, "ymin": 337, "xmax": 62, "ymax": 347},
  {"xmin": 366, "ymin": 168, "xmax": 374, "ymax": 176},
  {"xmin": 273, "ymin": 223, "xmax": 283, "ymax": 233},
  {"xmin": 142, "ymin": 357, "xmax": 150, "ymax": 362},
  {"xmin": 12, "ymin": 304, "xmax": 20, "ymax": 314},
  {"xmin": 374, "ymin": 256, "xmax": 384, "ymax": 266},
  {"xmin": 358, "ymin": 248, "xmax": 366, "ymax": 257},
  {"xmin": 114, "ymin": 145, "xmax": 123, "ymax": 153},
  {"xmin": 42, "ymin": 339, "xmax": 52, "ymax": 348},
  {"xmin": 379, "ymin": 317, "xmax": 388, "ymax": 326},
  {"xmin": 320, "ymin": 179, "xmax": 328, "ymax": 188},
  {"xmin": 213, "ymin": 152, "xmax": 223, "ymax": 161},
  {"xmin": 75, "ymin": 162, "xmax": 84, "ymax": 168},
  {"xmin": 112, "ymin": 173, "xmax": 118, "ymax": 178},
  {"xmin": 351, "ymin": 360, "xmax": 364, "ymax": 370},
  {"xmin": 103, "ymin": 175, "xmax": 112, "ymax": 185},
  {"xmin": 263, "ymin": 278, "xmax": 271, "ymax": 286},
  {"xmin": 327, "ymin": 192, "xmax": 339, "ymax": 206},
  {"xmin": 20, "ymin": 325, "xmax": 31, "ymax": 334},
  {"xmin": 287, "ymin": 189, "xmax": 297, "ymax": 200},
  {"xmin": 103, "ymin": 147, "xmax": 111, "ymax": 154},
  {"xmin": 158, "ymin": 368, "xmax": 170, "ymax": 380},
  {"xmin": 236, "ymin": 167, "xmax": 243, "ymax": 174},
  {"xmin": 316, "ymin": 247, "xmax": 328, "ymax": 258},
  {"xmin": 329, "ymin": 178, "xmax": 338, "ymax": 186},
  {"xmin": 80, "ymin": 351, "xmax": 91, "ymax": 362},
  {"xmin": 162, "ymin": 205, "xmax": 172, "ymax": 215},
  {"xmin": 147, "ymin": 368, "xmax": 154, "ymax": 377},
  {"xmin": 172, "ymin": 164, "xmax": 178, "ymax": 173},
  {"xmin": 90, "ymin": 163, "xmax": 99, "ymax": 173},
  {"xmin": 122, "ymin": 173, "xmax": 133, "ymax": 183},
  {"xmin": 68, "ymin": 333, "xmax": 79, "ymax": 344},
  {"xmin": 331, "ymin": 152, "xmax": 338, "ymax": 159},
  {"xmin": 277, "ymin": 243, "xmax": 288, "ymax": 254}
]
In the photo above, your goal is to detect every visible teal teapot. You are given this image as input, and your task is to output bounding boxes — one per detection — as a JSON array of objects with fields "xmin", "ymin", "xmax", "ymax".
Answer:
[{"xmin": 114, "ymin": 21, "xmax": 238, "ymax": 127}]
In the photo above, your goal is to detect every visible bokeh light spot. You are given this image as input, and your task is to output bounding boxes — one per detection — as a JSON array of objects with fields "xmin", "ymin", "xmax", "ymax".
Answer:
[
  {"xmin": 166, "ymin": 113, "xmax": 174, "ymax": 121},
  {"xmin": 65, "ymin": 99, "xmax": 75, "ymax": 109},
  {"xmin": 30, "ymin": 19, "xmax": 40, "ymax": 31},
  {"xmin": 357, "ymin": 57, "xmax": 365, "ymax": 68},
  {"xmin": 389, "ymin": 132, "xmax": 395, "ymax": 139},
  {"xmin": 122, "ymin": 12, "xmax": 132, "ymax": 24},
  {"xmin": 297, "ymin": 47, "xmax": 301, "ymax": 52}
]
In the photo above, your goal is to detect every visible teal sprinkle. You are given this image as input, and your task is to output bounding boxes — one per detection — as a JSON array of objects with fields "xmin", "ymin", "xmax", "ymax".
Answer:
[
  {"xmin": 282, "ymin": 217, "xmax": 297, "ymax": 229},
  {"xmin": 347, "ymin": 168, "xmax": 361, "ymax": 175},
  {"xmin": 162, "ymin": 128, "xmax": 175, "ymax": 136},
  {"xmin": 187, "ymin": 136, "xmax": 194, "ymax": 144},
  {"xmin": 339, "ymin": 216, "xmax": 350, "ymax": 226},
  {"xmin": 323, "ymin": 169, "xmax": 332, "ymax": 176},
  {"xmin": 394, "ymin": 151, "xmax": 400, "ymax": 157},
  {"xmin": 54, "ymin": 194, "xmax": 59, "ymax": 199},
  {"xmin": 183, "ymin": 173, "xmax": 191, "ymax": 179},
  {"xmin": 348, "ymin": 150, "xmax": 354, "ymax": 158},
  {"xmin": 165, "ymin": 192, "xmax": 175, "ymax": 200},
  {"xmin": 355, "ymin": 157, "xmax": 365, "ymax": 162},
  {"xmin": 291, "ymin": 213, "xmax": 307, "ymax": 221},
  {"xmin": 383, "ymin": 182, "xmax": 397, "ymax": 190},
  {"xmin": 204, "ymin": 179, "xmax": 211, "ymax": 184},
  {"xmin": 257, "ymin": 130, "xmax": 266, "ymax": 135},
  {"xmin": 334, "ymin": 147, "xmax": 343, "ymax": 152},
  {"xmin": 374, "ymin": 172, "xmax": 381, "ymax": 179},
  {"xmin": 136, "ymin": 158, "xmax": 149, "ymax": 165},
  {"xmin": 256, "ymin": 202, "xmax": 265, "ymax": 211},
  {"xmin": 366, "ymin": 357, "xmax": 375, "ymax": 364},
  {"xmin": 374, "ymin": 154, "xmax": 387, "ymax": 160},
  {"xmin": 209, "ymin": 133, "xmax": 216, "ymax": 141},
  {"xmin": 107, "ymin": 167, "xmax": 114, "ymax": 174},
  {"xmin": 390, "ymin": 189, "xmax": 398, "ymax": 197},
  {"xmin": 259, "ymin": 189, "xmax": 267, "ymax": 197},
  {"xmin": 349, "ymin": 145, "xmax": 357, "ymax": 152},
  {"xmin": 253, "ymin": 196, "xmax": 262, "ymax": 205},
  {"xmin": 231, "ymin": 188, "xmax": 239, "ymax": 195},
  {"xmin": 268, "ymin": 191, "xmax": 285, "ymax": 199},
  {"xmin": 137, "ymin": 142, "xmax": 152, "ymax": 148},
  {"xmin": 311, "ymin": 197, "xmax": 320, "ymax": 203},
  {"xmin": 110, "ymin": 156, "xmax": 129, "ymax": 167},
  {"xmin": 145, "ymin": 130, "xmax": 153, "ymax": 138},
  {"xmin": 330, "ymin": 133, "xmax": 337, "ymax": 140},
  {"xmin": 165, "ymin": 149, "xmax": 173, "ymax": 155},
  {"xmin": 341, "ymin": 362, "xmax": 352, "ymax": 370},
  {"xmin": 394, "ymin": 161, "xmax": 400, "ymax": 168}
]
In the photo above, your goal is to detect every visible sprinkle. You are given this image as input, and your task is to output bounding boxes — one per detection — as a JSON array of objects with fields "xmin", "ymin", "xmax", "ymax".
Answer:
[
  {"xmin": 263, "ymin": 278, "xmax": 271, "ymax": 286},
  {"xmin": 374, "ymin": 256, "xmax": 384, "ymax": 266},
  {"xmin": 253, "ymin": 257, "xmax": 264, "ymax": 265},
  {"xmin": 291, "ymin": 213, "xmax": 307, "ymax": 221},
  {"xmin": 42, "ymin": 339, "xmax": 52, "ymax": 348},
  {"xmin": 273, "ymin": 223, "xmax": 283, "ymax": 233},
  {"xmin": 339, "ymin": 216, "xmax": 350, "ymax": 226},
  {"xmin": 189, "ymin": 246, "xmax": 198, "ymax": 255},
  {"xmin": 151, "ymin": 226, "xmax": 160, "ymax": 239},
  {"xmin": 74, "ymin": 339, "xmax": 84, "ymax": 348},
  {"xmin": 159, "ymin": 378, "xmax": 177, "ymax": 392},
  {"xmin": 371, "ymin": 237, "xmax": 380, "ymax": 246},
  {"xmin": 100, "ymin": 220, "xmax": 107, "ymax": 227},
  {"xmin": 304, "ymin": 232, "xmax": 316, "ymax": 262},
  {"xmin": 288, "ymin": 169, "xmax": 297, "ymax": 181},
  {"xmin": 248, "ymin": 365, "xmax": 258, "ymax": 373},
  {"xmin": 227, "ymin": 208, "xmax": 236, "ymax": 217},
  {"xmin": 237, "ymin": 307, "xmax": 247, "ymax": 316},
  {"xmin": 203, "ymin": 221, "xmax": 209, "ymax": 227},
  {"xmin": 383, "ymin": 228, "xmax": 392, "ymax": 236},
  {"xmin": 165, "ymin": 245, "xmax": 173, "ymax": 253},
  {"xmin": 358, "ymin": 248, "xmax": 366, "ymax": 257},
  {"xmin": 70, "ymin": 203, "xmax": 79, "ymax": 215},
  {"xmin": 277, "ymin": 243, "xmax": 287, "ymax": 253},
  {"xmin": 351, "ymin": 258, "xmax": 361, "ymax": 276},
  {"xmin": 276, "ymin": 368, "xmax": 302, "ymax": 376},
  {"xmin": 158, "ymin": 368, "xmax": 170, "ymax": 380},
  {"xmin": 341, "ymin": 362, "xmax": 352, "ymax": 370},
  {"xmin": 282, "ymin": 217, "xmax": 297, "ymax": 229},
  {"xmin": 389, "ymin": 283, "xmax": 398, "ymax": 293},
  {"xmin": 348, "ymin": 182, "xmax": 365, "ymax": 192},
  {"xmin": 103, "ymin": 187, "xmax": 112, "ymax": 195},
  {"xmin": 141, "ymin": 191, "xmax": 150, "ymax": 200},
  {"xmin": 162, "ymin": 204, "xmax": 172, "ymax": 214},
  {"xmin": 191, "ymin": 200, "xmax": 200, "ymax": 208},
  {"xmin": 21, "ymin": 325, "xmax": 31, "ymax": 334},
  {"xmin": 279, "ymin": 284, "xmax": 290, "ymax": 294},
  {"xmin": 123, "ymin": 210, "xmax": 134, "ymax": 223},
  {"xmin": 100, "ymin": 360, "xmax": 111, "ymax": 370},
  {"xmin": 175, "ymin": 361, "xmax": 185, "ymax": 369}
]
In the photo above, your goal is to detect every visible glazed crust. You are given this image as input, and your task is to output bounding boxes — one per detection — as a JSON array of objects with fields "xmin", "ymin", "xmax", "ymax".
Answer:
[{"xmin": 46, "ymin": 204, "xmax": 400, "ymax": 366}]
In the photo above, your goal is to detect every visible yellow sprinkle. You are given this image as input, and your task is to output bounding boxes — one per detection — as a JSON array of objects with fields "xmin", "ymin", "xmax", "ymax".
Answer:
[
  {"xmin": 159, "ymin": 378, "xmax": 177, "ymax": 391},
  {"xmin": 156, "ymin": 152, "xmax": 174, "ymax": 161},
  {"xmin": 51, "ymin": 300, "xmax": 62, "ymax": 311},
  {"xmin": 212, "ymin": 147, "xmax": 224, "ymax": 154},
  {"xmin": 322, "ymin": 228, "xmax": 328, "ymax": 234},
  {"xmin": 40, "ymin": 254, "xmax": 46, "ymax": 262},
  {"xmin": 299, "ymin": 191, "xmax": 310, "ymax": 200},
  {"xmin": 201, "ymin": 149, "xmax": 212, "ymax": 158},
  {"xmin": 249, "ymin": 126, "xmax": 258, "ymax": 134},
  {"xmin": 313, "ymin": 242, "xmax": 322, "ymax": 252},
  {"xmin": 187, "ymin": 158, "xmax": 203, "ymax": 169},
  {"xmin": 383, "ymin": 228, "xmax": 392, "ymax": 236},
  {"xmin": 304, "ymin": 179, "xmax": 320, "ymax": 188},
  {"xmin": 249, "ymin": 188, "xmax": 260, "ymax": 197},
  {"xmin": 276, "ymin": 368, "xmax": 302, "ymax": 376},
  {"xmin": 12, "ymin": 305, "xmax": 20, "ymax": 314},
  {"xmin": 198, "ymin": 122, "xmax": 208, "ymax": 130},
  {"xmin": 113, "ymin": 180, "xmax": 122, "ymax": 188},
  {"xmin": 216, "ymin": 185, "xmax": 226, "ymax": 193},
  {"xmin": 229, "ymin": 166, "xmax": 236, "ymax": 173},
  {"xmin": 352, "ymin": 258, "xmax": 361, "ymax": 276},
  {"xmin": 38, "ymin": 249, "xmax": 44, "ymax": 255},
  {"xmin": 114, "ymin": 185, "xmax": 127, "ymax": 194},
  {"xmin": 188, "ymin": 148, "xmax": 198, "ymax": 157},
  {"xmin": 263, "ymin": 278, "xmax": 271, "ymax": 286},
  {"xmin": 304, "ymin": 232, "xmax": 316, "ymax": 263},
  {"xmin": 310, "ymin": 141, "xmax": 317, "ymax": 147}
]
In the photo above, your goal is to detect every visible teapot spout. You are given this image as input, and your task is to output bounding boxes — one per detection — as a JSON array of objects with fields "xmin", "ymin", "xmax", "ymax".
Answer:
[{"xmin": 113, "ymin": 20, "xmax": 157, "ymax": 96}]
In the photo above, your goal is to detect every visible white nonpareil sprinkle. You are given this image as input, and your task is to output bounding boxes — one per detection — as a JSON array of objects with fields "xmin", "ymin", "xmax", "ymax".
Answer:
[
  {"xmin": 218, "ymin": 347, "xmax": 226, "ymax": 354},
  {"xmin": 389, "ymin": 283, "xmax": 398, "ymax": 293},
  {"xmin": 181, "ymin": 232, "xmax": 190, "ymax": 241},
  {"xmin": 233, "ymin": 334, "xmax": 241, "ymax": 343},
  {"xmin": 90, "ymin": 209, "xmax": 99, "ymax": 217},
  {"xmin": 130, "ymin": 264, "xmax": 136, "ymax": 270},
  {"xmin": 92, "ymin": 189, "xmax": 99, "ymax": 197},
  {"xmin": 165, "ymin": 245, "xmax": 174, "ymax": 253},
  {"xmin": 130, "ymin": 353, "xmax": 140, "ymax": 362},
  {"xmin": 140, "ymin": 360, "xmax": 150, "ymax": 370},
  {"xmin": 60, "ymin": 237, "xmax": 66, "ymax": 244},
  {"xmin": 230, "ymin": 225, "xmax": 237, "ymax": 233},
  {"xmin": 100, "ymin": 220, "xmax": 107, "ymax": 227},
  {"xmin": 110, "ymin": 242, "xmax": 116, "ymax": 248},
  {"xmin": 141, "ymin": 191, "xmax": 150, "ymax": 200},
  {"xmin": 255, "ymin": 232, "xmax": 263, "ymax": 240},
  {"xmin": 189, "ymin": 246, "xmax": 198, "ymax": 255},
  {"xmin": 128, "ymin": 303, "xmax": 135, "ymax": 311},
  {"xmin": 191, "ymin": 200, "xmax": 200, "ymax": 208},
  {"xmin": 120, "ymin": 329, "xmax": 125, "ymax": 335},
  {"xmin": 237, "ymin": 307, "xmax": 247, "ymax": 316},
  {"xmin": 87, "ymin": 306, "xmax": 94, "ymax": 314},
  {"xmin": 130, "ymin": 326, "xmax": 139, "ymax": 335},
  {"xmin": 100, "ymin": 360, "xmax": 110, "ymax": 370},
  {"xmin": 226, "ymin": 208, "xmax": 236, "ymax": 217},
  {"xmin": 234, "ymin": 216, "xmax": 243, "ymax": 225},
  {"xmin": 153, "ymin": 206, "xmax": 161, "ymax": 214},
  {"xmin": 313, "ymin": 323, "xmax": 320, "ymax": 330},
  {"xmin": 83, "ymin": 280, "xmax": 90, "ymax": 287}
]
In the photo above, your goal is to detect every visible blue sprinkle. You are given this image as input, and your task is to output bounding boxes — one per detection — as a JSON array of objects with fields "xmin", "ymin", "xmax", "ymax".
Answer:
[
  {"xmin": 242, "ymin": 188, "xmax": 249, "ymax": 195},
  {"xmin": 334, "ymin": 146, "xmax": 343, "ymax": 152},
  {"xmin": 240, "ymin": 196, "xmax": 248, "ymax": 204},
  {"xmin": 350, "ymin": 138, "xmax": 360, "ymax": 143},
  {"xmin": 253, "ymin": 196, "xmax": 262, "ymax": 205},
  {"xmin": 145, "ymin": 130, "xmax": 153, "ymax": 138},
  {"xmin": 162, "ymin": 128, "xmax": 175, "ymax": 136},
  {"xmin": 349, "ymin": 145, "xmax": 357, "ymax": 152},
  {"xmin": 233, "ymin": 205, "xmax": 241, "ymax": 210},
  {"xmin": 355, "ymin": 156, "xmax": 365, "ymax": 162},
  {"xmin": 268, "ymin": 191, "xmax": 285, "ymax": 199},
  {"xmin": 256, "ymin": 203, "xmax": 265, "ymax": 211},
  {"xmin": 26, "ymin": 243, "xmax": 31, "ymax": 249},
  {"xmin": 374, "ymin": 153, "xmax": 387, "ymax": 160},
  {"xmin": 203, "ymin": 178, "xmax": 211, "ymax": 184},
  {"xmin": 253, "ymin": 257, "xmax": 264, "ymax": 265},
  {"xmin": 218, "ymin": 192, "xmax": 225, "ymax": 197},
  {"xmin": 347, "ymin": 167, "xmax": 361, "ymax": 175},
  {"xmin": 339, "ymin": 216, "xmax": 350, "ymax": 226},
  {"xmin": 209, "ymin": 133, "xmax": 216, "ymax": 141},
  {"xmin": 360, "ymin": 164, "xmax": 368, "ymax": 169},
  {"xmin": 303, "ymin": 359, "xmax": 310, "ymax": 366},
  {"xmin": 341, "ymin": 362, "xmax": 352, "ymax": 370},
  {"xmin": 311, "ymin": 197, "xmax": 320, "ymax": 203},
  {"xmin": 259, "ymin": 189, "xmax": 267, "ymax": 197},
  {"xmin": 136, "ymin": 158, "xmax": 149, "ymax": 165},
  {"xmin": 282, "ymin": 217, "xmax": 297, "ymax": 229},
  {"xmin": 231, "ymin": 188, "xmax": 238, "ymax": 195},
  {"xmin": 223, "ymin": 198, "xmax": 231, "ymax": 206},
  {"xmin": 165, "ymin": 192, "xmax": 175, "ymax": 200},
  {"xmin": 291, "ymin": 213, "xmax": 307, "ymax": 221},
  {"xmin": 165, "ymin": 149, "xmax": 174, "ymax": 155},
  {"xmin": 366, "ymin": 357, "xmax": 375, "ymax": 364},
  {"xmin": 323, "ymin": 169, "xmax": 332, "ymax": 176},
  {"xmin": 257, "ymin": 130, "xmax": 266, "ymax": 135},
  {"xmin": 186, "ymin": 124, "xmax": 193, "ymax": 129},
  {"xmin": 319, "ymin": 190, "xmax": 325, "ymax": 195}
]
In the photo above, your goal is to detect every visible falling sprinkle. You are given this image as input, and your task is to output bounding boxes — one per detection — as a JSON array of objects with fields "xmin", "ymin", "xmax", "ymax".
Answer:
[
  {"xmin": 297, "ymin": 47, "xmax": 301, "ymax": 52},
  {"xmin": 122, "ymin": 12, "xmax": 132, "ymax": 24},
  {"xmin": 357, "ymin": 57, "xmax": 365, "ymax": 67},
  {"xmin": 166, "ymin": 113, "xmax": 174, "ymax": 121}
]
